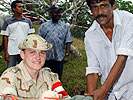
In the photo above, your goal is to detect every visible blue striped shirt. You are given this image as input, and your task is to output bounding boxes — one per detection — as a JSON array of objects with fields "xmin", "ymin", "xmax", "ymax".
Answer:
[{"xmin": 38, "ymin": 20, "xmax": 72, "ymax": 61}]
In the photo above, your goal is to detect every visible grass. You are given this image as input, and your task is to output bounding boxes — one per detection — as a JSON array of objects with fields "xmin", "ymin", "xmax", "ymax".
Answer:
[
  {"xmin": 62, "ymin": 37, "xmax": 88, "ymax": 96},
  {"xmin": 0, "ymin": 36, "xmax": 7, "ymax": 75},
  {"xmin": 0, "ymin": 25, "xmax": 89, "ymax": 97}
]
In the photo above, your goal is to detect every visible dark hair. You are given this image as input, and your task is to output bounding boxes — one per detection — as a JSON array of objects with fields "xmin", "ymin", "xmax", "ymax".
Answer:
[
  {"xmin": 11, "ymin": 0, "xmax": 22, "ymax": 12},
  {"xmin": 86, "ymin": 0, "xmax": 115, "ymax": 7}
]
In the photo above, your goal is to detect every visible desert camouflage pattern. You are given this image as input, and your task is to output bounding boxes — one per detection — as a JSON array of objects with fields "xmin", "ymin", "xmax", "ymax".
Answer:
[
  {"xmin": 0, "ymin": 60, "xmax": 61, "ymax": 99},
  {"xmin": 18, "ymin": 34, "xmax": 52, "ymax": 51}
]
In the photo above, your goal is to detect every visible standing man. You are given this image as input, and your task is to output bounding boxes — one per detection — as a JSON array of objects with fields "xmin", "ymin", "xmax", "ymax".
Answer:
[
  {"xmin": 38, "ymin": 5, "xmax": 73, "ymax": 80},
  {"xmin": 0, "ymin": 34, "xmax": 70, "ymax": 100},
  {"xmin": 85, "ymin": 0, "xmax": 133, "ymax": 100},
  {"xmin": 0, "ymin": 0, "xmax": 35, "ymax": 67}
]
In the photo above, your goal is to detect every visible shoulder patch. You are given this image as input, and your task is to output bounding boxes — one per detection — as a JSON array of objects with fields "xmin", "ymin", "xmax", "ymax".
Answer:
[{"xmin": 10, "ymin": 67, "xmax": 20, "ymax": 73}]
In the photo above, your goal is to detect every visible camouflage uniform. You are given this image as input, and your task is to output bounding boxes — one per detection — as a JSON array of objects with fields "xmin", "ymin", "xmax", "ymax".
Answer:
[
  {"xmin": 0, "ymin": 34, "xmax": 70, "ymax": 99},
  {"xmin": 0, "ymin": 60, "xmax": 69, "ymax": 99}
]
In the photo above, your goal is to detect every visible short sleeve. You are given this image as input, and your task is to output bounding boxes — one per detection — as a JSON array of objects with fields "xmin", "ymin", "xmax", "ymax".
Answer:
[
  {"xmin": 37, "ymin": 24, "xmax": 46, "ymax": 38},
  {"xmin": 0, "ymin": 69, "xmax": 17, "ymax": 96},
  {"xmin": 65, "ymin": 25, "xmax": 73, "ymax": 44},
  {"xmin": 27, "ymin": 18, "xmax": 35, "ymax": 34},
  {"xmin": 0, "ymin": 20, "xmax": 9, "ymax": 36}
]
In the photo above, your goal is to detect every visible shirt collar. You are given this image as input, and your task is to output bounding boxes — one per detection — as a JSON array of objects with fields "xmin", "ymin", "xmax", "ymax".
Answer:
[
  {"xmin": 19, "ymin": 61, "xmax": 48, "ymax": 84},
  {"xmin": 37, "ymin": 69, "xmax": 49, "ymax": 87},
  {"xmin": 88, "ymin": 10, "xmax": 122, "ymax": 32},
  {"xmin": 11, "ymin": 16, "xmax": 25, "ymax": 21},
  {"xmin": 18, "ymin": 61, "xmax": 33, "ymax": 83},
  {"xmin": 50, "ymin": 19, "xmax": 61, "ymax": 24}
]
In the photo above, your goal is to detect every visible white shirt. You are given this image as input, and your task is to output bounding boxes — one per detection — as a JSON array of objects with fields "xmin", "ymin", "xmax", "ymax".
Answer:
[
  {"xmin": 85, "ymin": 10, "xmax": 133, "ymax": 99},
  {"xmin": 0, "ymin": 16, "xmax": 35, "ymax": 55}
]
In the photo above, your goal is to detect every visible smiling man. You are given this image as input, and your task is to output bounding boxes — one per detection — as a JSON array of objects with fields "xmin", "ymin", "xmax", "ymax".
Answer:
[
  {"xmin": 85, "ymin": 0, "xmax": 133, "ymax": 100},
  {"xmin": 0, "ymin": 34, "xmax": 70, "ymax": 100}
]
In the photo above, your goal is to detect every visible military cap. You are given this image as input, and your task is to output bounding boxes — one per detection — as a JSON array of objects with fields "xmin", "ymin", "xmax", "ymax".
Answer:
[{"xmin": 18, "ymin": 34, "xmax": 52, "ymax": 51}]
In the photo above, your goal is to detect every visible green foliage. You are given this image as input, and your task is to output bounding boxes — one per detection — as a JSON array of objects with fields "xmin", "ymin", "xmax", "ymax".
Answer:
[
  {"xmin": 62, "ymin": 52, "xmax": 87, "ymax": 96},
  {"xmin": 0, "ymin": 36, "xmax": 7, "ymax": 75},
  {"xmin": 33, "ymin": 24, "xmax": 40, "ymax": 33},
  {"xmin": 116, "ymin": 0, "xmax": 133, "ymax": 13},
  {"xmin": 0, "ymin": 50, "xmax": 7, "ymax": 75},
  {"xmin": 71, "ymin": 27, "xmax": 87, "ymax": 40},
  {"xmin": 21, "ymin": 0, "xmax": 133, "ymax": 40},
  {"xmin": 33, "ymin": 5, "xmax": 49, "ymax": 17},
  {"xmin": 62, "ymin": 37, "xmax": 87, "ymax": 96},
  {"xmin": 71, "ymin": 0, "xmax": 133, "ymax": 40},
  {"xmin": 70, "ymin": 6, "xmax": 94, "ymax": 39}
]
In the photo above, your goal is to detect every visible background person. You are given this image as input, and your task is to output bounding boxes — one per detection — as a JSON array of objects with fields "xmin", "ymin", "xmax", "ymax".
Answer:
[
  {"xmin": 0, "ymin": 0, "xmax": 35, "ymax": 67},
  {"xmin": 38, "ymin": 5, "xmax": 73, "ymax": 81},
  {"xmin": 0, "ymin": 34, "xmax": 70, "ymax": 100},
  {"xmin": 85, "ymin": 0, "xmax": 133, "ymax": 100}
]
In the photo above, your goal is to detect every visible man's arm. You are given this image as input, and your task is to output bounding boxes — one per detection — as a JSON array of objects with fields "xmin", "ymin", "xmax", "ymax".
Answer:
[
  {"xmin": 102, "ymin": 55, "xmax": 127, "ymax": 93},
  {"xmin": 4, "ymin": 35, "xmax": 9, "ymax": 62},
  {"xmin": 91, "ymin": 55, "xmax": 127, "ymax": 100},
  {"xmin": 86, "ymin": 73, "xmax": 99, "ymax": 93},
  {"xmin": 62, "ymin": 42, "xmax": 72, "ymax": 64},
  {"xmin": 27, "ymin": 18, "xmax": 35, "ymax": 34}
]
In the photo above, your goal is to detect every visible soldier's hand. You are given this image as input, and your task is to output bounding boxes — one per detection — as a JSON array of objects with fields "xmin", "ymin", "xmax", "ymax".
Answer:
[{"xmin": 40, "ymin": 90, "xmax": 62, "ymax": 100}]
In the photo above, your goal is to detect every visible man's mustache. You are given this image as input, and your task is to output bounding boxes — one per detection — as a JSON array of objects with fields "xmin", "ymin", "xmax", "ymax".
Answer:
[{"xmin": 96, "ymin": 14, "xmax": 107, "ymax": 19}]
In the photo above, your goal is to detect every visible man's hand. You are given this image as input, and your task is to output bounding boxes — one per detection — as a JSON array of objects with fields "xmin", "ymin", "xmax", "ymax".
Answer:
[
  {"xmin": 61, "ymin": 56, "xmax": 69, "ymax": 64},
  {"xmin": 85, "ymin": 86, "xmax": 107, "ymax": 100},
  {"xmin": 40, "ymin": 90, "xmax": 62, "ymax": 100}
]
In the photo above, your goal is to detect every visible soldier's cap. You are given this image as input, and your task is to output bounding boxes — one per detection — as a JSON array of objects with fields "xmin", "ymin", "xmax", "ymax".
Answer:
[
  {"xmin": 18, "ymin": 34, "xmax": 52, "ymax": 51},
  {"xmin": 49, "ymin": 5, "xmax": 62, "ymax": 11}
]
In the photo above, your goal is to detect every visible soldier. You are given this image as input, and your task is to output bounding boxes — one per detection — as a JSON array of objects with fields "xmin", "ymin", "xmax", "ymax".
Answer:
[{"xmin": 0, "ymin": 34, "xmax": 70, "ymax": 100}]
